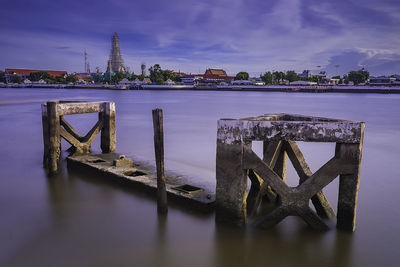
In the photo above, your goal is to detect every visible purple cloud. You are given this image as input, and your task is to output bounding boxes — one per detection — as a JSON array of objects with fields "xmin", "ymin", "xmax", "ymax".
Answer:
[{"xmin": 0, "ymin": 0, "xmax": 399, "ymax": 76}]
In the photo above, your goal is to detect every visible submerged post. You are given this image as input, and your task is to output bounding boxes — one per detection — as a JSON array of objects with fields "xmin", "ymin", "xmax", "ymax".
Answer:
[
  {"xmin": 46, "ymin": 101, "xmax": 61, "ymax": 175},
  {"xmin": 335, "ymin": 141, "xmax": 364, "ymax": 231},
  {"xmin": 100, "ymin": 102, "xmax": 116, "ymax": 153},
  {"xmin": 41, "ymin": 104, "xmax": 49, "ymax": 169},
  {"xmin": 152, "ymin": 108, "xmax": 168, "ymax": 213}
]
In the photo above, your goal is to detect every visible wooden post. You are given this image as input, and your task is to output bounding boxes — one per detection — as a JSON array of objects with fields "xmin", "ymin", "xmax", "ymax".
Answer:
[
  {"xmin": 100, "ymin": 102, "xmax": 116, "ymax": 153},
  {"xmin": 152, "ymin": 109, "xmax": 167, "ymax": 213},
  {"xmin": 46, "ymin": 101, "xmax": 61, "ymax": 174},
  {"xmin": 41, "ymin": 104, "xmax": 49, "ymax": 168}
]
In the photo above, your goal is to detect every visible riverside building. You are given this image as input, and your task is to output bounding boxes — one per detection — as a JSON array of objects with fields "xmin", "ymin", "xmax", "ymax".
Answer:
[{"xmin": 4, "ymin": 68, "xmax": 67, "ymax": 83}]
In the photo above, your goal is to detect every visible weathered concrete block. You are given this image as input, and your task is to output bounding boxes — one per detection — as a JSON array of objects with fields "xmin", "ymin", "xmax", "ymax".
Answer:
[
  {"xmin": 216, "ymin": 113, "xmax": 364, "ymax": 232},
  {"xmin": 113, "ymin": 155, "xmax": 133, "ymax": 167}
]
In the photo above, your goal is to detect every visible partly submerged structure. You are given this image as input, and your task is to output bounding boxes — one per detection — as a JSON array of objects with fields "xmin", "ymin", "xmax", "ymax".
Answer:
[{"xmin": 106, "ymin": 32, "xmax": 126, "ymax": 73}]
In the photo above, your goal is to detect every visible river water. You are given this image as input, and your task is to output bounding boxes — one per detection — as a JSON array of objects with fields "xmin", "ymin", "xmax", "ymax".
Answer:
[{"xmin": 0, "ymin": 88, "xmax": 399, "ymax": 267}]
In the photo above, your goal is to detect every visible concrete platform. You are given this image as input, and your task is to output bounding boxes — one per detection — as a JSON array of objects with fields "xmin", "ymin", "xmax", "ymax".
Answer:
[{"xmin": 67, "ymin": 153, "xmax": 215, "ymax": 210}]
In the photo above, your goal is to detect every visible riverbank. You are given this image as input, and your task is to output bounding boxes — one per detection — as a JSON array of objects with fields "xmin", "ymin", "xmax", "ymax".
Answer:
[
  {"xmin": 2, "ymin": 83, "xmax": 400, "ymax": 93},
  {"xmin": 143, "ymin": 84, "xmax": 400, "ymax": 94}
]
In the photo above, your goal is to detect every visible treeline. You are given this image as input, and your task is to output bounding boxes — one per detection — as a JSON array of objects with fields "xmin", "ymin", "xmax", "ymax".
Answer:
[
  {"xmin": 0, "ymin": 70, "xmax": 78, "ymax": 84},
  {"xmin": 148, "ymin": 64, "xmax": 180, "ymax": 84},
  {"xmin": 0, "ymin": 71, "xmax": 5, "ymax": 83},
  {"xmin": 92, "ymin": 64, "xmax": 180, "ymax": 84},
  {"xmin": 234, "ymin": 70, "xmax": 375, "ymax": 85},
  {"xmin": 91, "ymin": 72, "xmax": 147, "ymax": 84},
  {"xmin": 2, "ymin": 67, "xmax": 395, "ymax": 86},
  {"xmin": 343, "ymin": 70, "xmax": 370, "ymax": 85},
  {"xmin": 260, "ymin": 71, "xmax": 314, "ymax": 84},
  {"xmin": 234, "ymin": 70, "xmax": 319, "ymax": 84}
]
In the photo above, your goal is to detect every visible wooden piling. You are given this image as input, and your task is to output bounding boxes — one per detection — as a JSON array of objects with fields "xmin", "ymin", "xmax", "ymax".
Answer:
[
  {"xmin": 46, "ymin": 101, "xmax": 61, "ymax": 175},
  {"xmin": 100, "ymin": 102, "xmax": 116, "ymax": 153},
  {"xmin": 152, "ymin": 109, "xmax": 168, "ymax": 213},
  {"xmin": 41, "ymin": 104, "xmax": 49, "ymax": 168}
]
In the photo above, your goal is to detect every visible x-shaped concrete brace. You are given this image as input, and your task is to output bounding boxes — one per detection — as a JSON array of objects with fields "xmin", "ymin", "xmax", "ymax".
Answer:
[
  {"xmin": 244, "ymin": 142, "xmax": 356, "ymax": 231},
  {"xmin": 60, "ymin": 116, "xmax": 103, "ymax": 155}
]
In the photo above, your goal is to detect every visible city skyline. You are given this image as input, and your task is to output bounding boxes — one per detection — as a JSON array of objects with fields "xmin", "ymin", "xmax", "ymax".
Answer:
[{"xmin": 1, "ymin": 0, "xmax": 400, "ymax": 76}]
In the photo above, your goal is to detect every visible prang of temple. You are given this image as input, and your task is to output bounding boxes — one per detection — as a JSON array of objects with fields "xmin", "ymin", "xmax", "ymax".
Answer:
[{"xmin": 106, "ymin": 32, "xmax": 126, "ymax": 73}]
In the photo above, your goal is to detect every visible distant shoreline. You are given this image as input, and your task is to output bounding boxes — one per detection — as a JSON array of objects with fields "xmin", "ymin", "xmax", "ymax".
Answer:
[{"xmin": 1, "ymin": 84, "xmax": 400, "ymax": 94}]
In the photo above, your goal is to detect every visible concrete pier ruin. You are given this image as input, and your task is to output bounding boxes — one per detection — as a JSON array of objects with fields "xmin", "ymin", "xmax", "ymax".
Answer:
[
  {"xmin": 216, "ymin": 114, "xmax": 364, "ymax": 231},
  {"xmin": 42, "ymin": 100, "xmax": 116, "ymax": 174},
  {"xmin": 41, "ymin": 100, "xmax": 214, "ymax": 210},
  {"xmin": 41, "ymin": 102, "xmax": 365, "ymax": 231}
]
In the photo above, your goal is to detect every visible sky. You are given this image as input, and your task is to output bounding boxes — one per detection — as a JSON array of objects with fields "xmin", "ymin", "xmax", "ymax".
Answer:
[{"xmin": 1, "ymin": 0, "xmax": 400, "ymax": 76}]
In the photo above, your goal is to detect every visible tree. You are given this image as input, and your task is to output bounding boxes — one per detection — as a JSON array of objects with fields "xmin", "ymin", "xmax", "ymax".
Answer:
[
  {"xmin": 273, "ymin": 71, "xmax": 285, "ymax": 83},
  {"xmin": 162, "ymin": 70, "xmax": 174, "ymax": 81},
  {"xmin": 300, "ymin": 76, "xmax": 318, "ymax": 82},
  {"xmin": 260, "ymin": 72, "xmax": 273, "ymax": 84},
  {"xmin": 149, "ymin": 64, "xmax": 165, "ymax": 84},
  {"xmin": 66, "ymin": 74, "xmax": 78, "ymax": 84},
  {"xmin": 347, "ymin": 70, "xmax": 369, "ymax": 84},
  {"xmin": 129, "ymin": 73, "xmax": 138, "ymax": 81},
  {"xmin": 285, "ymin": 70, "xmax": 299, "ymax": 82},
  {"xmin": 29, "ymin": 71, "xmax": 51, "ymax": 81},
  {"xmin": 0, "ymin": 71, "xmax": 6, "ymax": 83},
  {"xmin": 55, "ymin": 76, "xmax": 66, "ymax": 84},
  {"xmin": 92, "ymin": 73, "xmax": 104, "ymax": 83},
  {"xmin": 10, "ymin": 75, "xmax": 23, "ymax": 83},
  {"xmin": 390, "ymin": 74, "xmax": 400, "ymax": 81},
  {"xmin": 235, "ymin": 72, "xmax": 249, "ymax": 80},
  {"xmin": 111, "ymin": 72, "xmax": 125, "ymax": 84},
  {"xmin": 172, "ymin": 75, "xmax": 181, "ymax": 82}
]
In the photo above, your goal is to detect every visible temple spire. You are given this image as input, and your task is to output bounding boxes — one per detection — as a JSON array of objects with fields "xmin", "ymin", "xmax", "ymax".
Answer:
[{"xmin": 106, "ymin": 32, "xmax": 126, "ymax": 73}]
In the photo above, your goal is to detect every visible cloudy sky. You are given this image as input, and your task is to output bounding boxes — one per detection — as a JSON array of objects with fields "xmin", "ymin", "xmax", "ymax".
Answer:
[{"xmin": 1, "ymin": 0, "xmax": 400, "ymax": 76}]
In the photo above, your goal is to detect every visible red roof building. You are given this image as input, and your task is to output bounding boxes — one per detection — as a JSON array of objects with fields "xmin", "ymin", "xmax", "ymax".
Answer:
[
  {"xmin": 174, "ymin": 68, "xmax": 232, "ymax": 85},
  {"xmin": 5, "ymin": 68, "xmax": 67, "ymax": 77},
  {"xmin": 204, "ymin": 68, "xmax": 227, "ymax": 76}
]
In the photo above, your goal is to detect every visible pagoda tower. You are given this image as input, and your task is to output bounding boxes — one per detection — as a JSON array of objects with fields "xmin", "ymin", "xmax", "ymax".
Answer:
[{"xmin": 106, "ymin": 32, "xmax": 126, "ymax": 73}]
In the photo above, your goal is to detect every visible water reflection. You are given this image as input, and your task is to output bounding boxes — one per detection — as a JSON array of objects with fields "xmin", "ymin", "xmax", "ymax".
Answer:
[
  {"xmin": 153, "ymin": 213, "xmax": 168, "ymax": 267},
  {"xmin": 214, "ymin": 223, "xmax": 354, "ymax": 267}
]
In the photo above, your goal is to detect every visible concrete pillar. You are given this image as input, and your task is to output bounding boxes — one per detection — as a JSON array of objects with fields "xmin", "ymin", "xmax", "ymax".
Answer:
[
  {"xmin": 216, "ymin": 141, "xmax": 251, "ymax": 226},
  {"xmin": 335, "ymin": 141, "xmax": 364, "ymax": 232}
]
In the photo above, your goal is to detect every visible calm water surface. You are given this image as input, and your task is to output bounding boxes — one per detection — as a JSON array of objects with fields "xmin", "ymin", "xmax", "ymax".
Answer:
[{"xmin": 0, "ymin": 88, "xmax": 399, "ymax": 266}]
